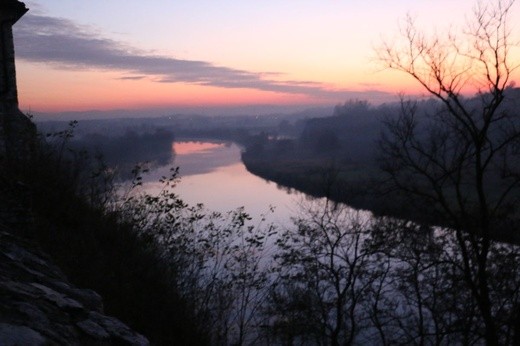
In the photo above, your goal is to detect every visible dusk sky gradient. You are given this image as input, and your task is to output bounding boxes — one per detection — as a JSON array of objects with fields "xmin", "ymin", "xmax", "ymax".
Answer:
[{"xmin": 13, "ymin": 0, "xmax": 520, "ymax": 117}]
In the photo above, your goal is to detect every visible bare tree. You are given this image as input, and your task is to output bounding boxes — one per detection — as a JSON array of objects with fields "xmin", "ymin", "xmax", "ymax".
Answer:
[
  {"xmin": 121, "ymin": 169, "xmax": 276, "ymax": 345},
  {"xmin": 267, "ymin": 199, "xmax": 375, "ymax": 345},
  {"xmin": 377, "ymin": 1, "xmax": 520, "ymax": 344},
  {"xmin": 368, "ymin": 218, "xmax": 489, "ymax": 345}
]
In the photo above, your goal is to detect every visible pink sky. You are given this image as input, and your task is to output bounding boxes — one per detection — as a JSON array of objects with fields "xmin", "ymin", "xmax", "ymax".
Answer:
[{"xmin": 14, "ymin": 0, "xmax": 520, "ymax": 117}]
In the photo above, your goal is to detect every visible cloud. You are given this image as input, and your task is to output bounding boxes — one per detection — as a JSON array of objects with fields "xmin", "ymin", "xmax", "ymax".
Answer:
[
  {"xmin": 117, "ymin": 75, "xmax": 146, "ymax": 81},
  {"xmin": 358, "ymin": 82, "xmax": 382, "ymax": 88},
  {"xmin": 14, "ymin": 13, "xmax": 394, "ymax": 102}
]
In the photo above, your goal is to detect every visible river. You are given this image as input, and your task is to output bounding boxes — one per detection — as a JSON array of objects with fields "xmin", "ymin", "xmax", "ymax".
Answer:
[{"xmin": 140, "ymin": 140, "xmax": 311, "ymax": 227}]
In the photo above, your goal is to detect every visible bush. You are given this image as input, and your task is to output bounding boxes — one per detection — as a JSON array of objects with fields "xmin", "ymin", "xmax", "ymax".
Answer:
[{"xmin": 1, "ymin": 122, "xmax": 207, "ymax": 345}]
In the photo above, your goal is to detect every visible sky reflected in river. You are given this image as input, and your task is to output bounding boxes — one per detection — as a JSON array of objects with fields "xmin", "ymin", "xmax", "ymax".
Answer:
[
  {"xmin": 173, "ymin": 141, "xmax": 226, "ymax": 155},
  {"xmin": 142, "ymin": 140, "xmax": 306, "ymax": 226}
]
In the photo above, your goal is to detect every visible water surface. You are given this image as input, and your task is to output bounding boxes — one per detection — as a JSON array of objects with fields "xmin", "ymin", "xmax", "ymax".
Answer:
[{"xmin": 142, "ymin": 140, "xmax": 307, "ymax": 226}]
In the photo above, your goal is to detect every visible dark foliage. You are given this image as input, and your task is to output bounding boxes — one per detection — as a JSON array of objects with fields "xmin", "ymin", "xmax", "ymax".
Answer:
[{"xmin": 0, "ymin": 123, "xmax": 208, "ymax": 345}]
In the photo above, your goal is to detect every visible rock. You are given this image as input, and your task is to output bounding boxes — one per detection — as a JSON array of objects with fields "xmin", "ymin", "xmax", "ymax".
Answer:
[
  {"xmin": 76, "ymin": 318, "xmax": 110, "ymax": 340},
  {"xmin": 30, "ymin": 283, "xmax": 85, "ymax": 311},
  {"xmin": 0, "ymin": 323, "xmax": 46, "ymax": 346},
  {"xmin": 54, "ymin": 282, "xmax": 104, "ymax": 312},
  {"xmin": 88, "ymin": 311, "xmax": 150, "ymax": 345},
  {"xmin": 0, "ymin": 224, "xmax": 149, "ymax": 345}
]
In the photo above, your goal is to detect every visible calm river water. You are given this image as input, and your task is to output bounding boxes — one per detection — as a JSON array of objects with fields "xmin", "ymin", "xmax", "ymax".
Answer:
[{"xmin": 141, "ymin": 140, "xmax": 310, "ymax": 226}]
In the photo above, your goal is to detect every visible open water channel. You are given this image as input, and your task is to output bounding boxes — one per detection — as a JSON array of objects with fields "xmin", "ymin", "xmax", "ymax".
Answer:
[{"xmin": 140, "ymin": 140, "xmax": 316, "ymax": 227}]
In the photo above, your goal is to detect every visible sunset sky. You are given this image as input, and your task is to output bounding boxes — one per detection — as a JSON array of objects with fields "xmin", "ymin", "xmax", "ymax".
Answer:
[{"xmin": 13, "ymin": 0, "xmax": 520, "ymax": 118}]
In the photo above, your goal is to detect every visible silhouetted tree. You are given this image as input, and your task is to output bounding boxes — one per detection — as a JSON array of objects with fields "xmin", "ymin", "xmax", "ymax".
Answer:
[
  {"xmin": 268, "ymin": 199, "xmax": 375, "ymax": 345},
  {"xmin": 377, "ymin": 1, "xmax": 520, "ymax": 344},
  {"xmin": 333, "ymin": 100, "xmax": 370, "ymax": 117}
]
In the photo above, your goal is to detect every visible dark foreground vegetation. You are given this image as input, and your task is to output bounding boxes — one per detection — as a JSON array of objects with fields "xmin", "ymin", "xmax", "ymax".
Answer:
[
  {"xmin": 2, "ymin": 1, "xmax": 519, "ymax": 345},
  {"xmin": 69, "ymin": 126, "xmax": 176, "ymax": 180},
  {"xmin": 2, "ymin": 119, "xmax": 520, "ymax": 344},
  {"xmin": 1, "ymin": 125, "xmax": 207, "ymax": 344}
]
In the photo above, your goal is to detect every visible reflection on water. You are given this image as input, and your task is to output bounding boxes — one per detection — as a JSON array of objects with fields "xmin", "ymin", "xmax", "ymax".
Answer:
[
  {"xmin": 172, "ymin": 141, "xmax": 238, "ymax": 176},
  {"xmin": 173, "ymin": 141, "xmax": 226, "ymax": 155},
  {"xmin": 143, "ymin": 140, "xmax": 306, "ymax": 225}
]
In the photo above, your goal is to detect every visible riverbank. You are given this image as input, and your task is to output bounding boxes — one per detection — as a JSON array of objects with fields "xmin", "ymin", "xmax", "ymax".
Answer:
[
  {"xmin": 241, "ymin": 151, "xmax": 389, "ymax": 213},
  {"xmin": 241, "ymin": 152, "xmax": 520, "ymax": 245}
]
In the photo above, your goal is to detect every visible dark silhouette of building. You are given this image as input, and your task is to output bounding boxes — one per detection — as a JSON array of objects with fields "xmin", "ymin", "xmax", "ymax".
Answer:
[{"xmin": 0, "ymin": 0, "xmax": 34, "ymax": 159}]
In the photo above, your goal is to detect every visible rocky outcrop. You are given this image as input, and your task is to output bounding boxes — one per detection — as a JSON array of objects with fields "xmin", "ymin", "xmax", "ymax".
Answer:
[{"xmin": 0, "ymin": 224, "xmax": 149, "ymax": 345}]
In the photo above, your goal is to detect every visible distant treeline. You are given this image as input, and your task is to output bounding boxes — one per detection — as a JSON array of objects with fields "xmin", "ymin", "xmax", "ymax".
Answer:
[
  {"xmin": 70, "ymin": 128, "xmax": 175, "ymax": 169},
  {"xmin": 242, "ymin": 89, "xmax": 520, "ymax": 232},
  {"xmin": 243, "ymin": 98, "xmax": 447, "ymax": 163}
]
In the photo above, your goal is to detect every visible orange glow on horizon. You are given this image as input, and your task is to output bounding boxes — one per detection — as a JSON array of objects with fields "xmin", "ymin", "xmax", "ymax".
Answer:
[
  {"xmin": 17, "ymin": 59, "xmax": 520, "ymax": 114},
  {"xmin": 17, "ymin": 64, "xmax": 330, "ymax": 113}
]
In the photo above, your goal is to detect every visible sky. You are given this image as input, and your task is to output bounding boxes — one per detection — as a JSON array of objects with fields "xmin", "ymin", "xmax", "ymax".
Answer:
[{"xmin": 12, "ymin": 0, "xmax": 520, "ymax": 118}]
